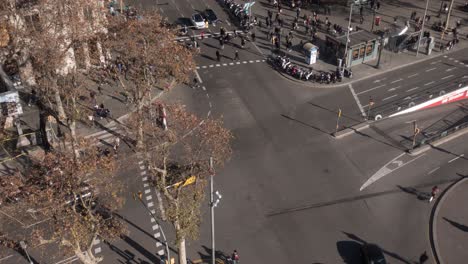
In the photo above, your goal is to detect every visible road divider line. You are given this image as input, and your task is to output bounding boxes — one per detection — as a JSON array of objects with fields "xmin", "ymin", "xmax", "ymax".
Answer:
[
  {"xmin": 428, "ymin": 167, "xmax": 440, "ymax": 175},
  {"xmin": 448, "ymin": 154, "xmax": 464, "ymax": 163},
  {"xmin": 441, "ymin": 74, "xmax": 454, "ymax": 80},
  {"xmin": 425, "ymin": 67, "xmax": 437, "ymax": 72},
  {"xmin": 390, "ymin": 78, "xmax": 403, "ymax": 84},
  {"xmin": 348, "ymin": 84, "xmax": 366, "ymax": 118},
  {"xmin": 406, "ymin": 86, "xmax": 419, "ymax": 92},
  {"xmin": 195, "ymin": 70, "xmax": 203, "ymax": 84},
  {"xmin": 388, "ymin": 85, "xmax": 401, "ymax": 92},
  {"xmin": 430, "ymin": 60, "xmax": 441, "ymax": 65},
  {"xmin": 446, "ymin": 67, "xmax": 456, "ymax": 72},
  {"xmin": 424, "ymin": 81, "xmax": 435, "ymax": 86},
  {"xmin": 382, "ymin": 94, "xmax": 398, "ymax": 101},
  {"xmin": 356, "ymin": 84, "xmax": 385, "ymax": 95},
  {"xmin": 407, "ymin": 73, "xmax": 419, "ymax": 78}
]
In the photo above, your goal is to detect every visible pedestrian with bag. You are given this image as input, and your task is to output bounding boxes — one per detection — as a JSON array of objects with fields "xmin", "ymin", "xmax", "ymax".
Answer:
[
  {"xmin": 429, "ymin": 186, "xmax": 440, "ymax": 202},
  {"xmin": 216, "ymin": 50, "xmax": 221, "ymax": 61}
]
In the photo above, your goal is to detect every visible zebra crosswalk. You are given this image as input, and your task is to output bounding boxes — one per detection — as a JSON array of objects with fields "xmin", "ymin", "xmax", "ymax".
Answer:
[{"xmin": 84, "ymin": 124, "xmax": 127, "ymax": 146}]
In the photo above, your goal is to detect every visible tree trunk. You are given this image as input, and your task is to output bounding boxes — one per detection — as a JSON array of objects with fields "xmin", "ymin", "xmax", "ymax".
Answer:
[
  {"xmin": 136, "ymin": 88, "xmax": 145, "ymax": 149},
  {"xmin": 175, "ymin": 221, "xmax": 187, "ymax": 264},
  {"xmin": 53, "ymin": 85, "xmax": 67, "ymax": 122},
  {"xmin": 69, "ymin": 118, "xmax": 80, "ymax": 161},
  {"xmin": 74, "ymin": 248, "xmax": 102, "ymax": 264}
]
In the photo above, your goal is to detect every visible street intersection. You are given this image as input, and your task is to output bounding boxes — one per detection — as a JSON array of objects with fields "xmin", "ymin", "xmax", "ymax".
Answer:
[{"xmin": 3, "ymin": 0, "xmax": 468, "ymax": 263}]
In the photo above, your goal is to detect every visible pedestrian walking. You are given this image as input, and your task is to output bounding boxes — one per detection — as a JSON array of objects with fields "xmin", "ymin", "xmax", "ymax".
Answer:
[
  {"xmin": 219, "ymin": 37, "xmax": 224, "ymax": 49},
  {"xmin": 113, "ymin": 137, "xmax": 120, "ymax": 152},
  {"xmin": 296, "ymin": 7, "xmax": 301, "ymax": 19},
  {"xmin": 231, "ymin": 250, "xmax": 239, "ymax": 264},
  {"xmin": 216, "ymin": 50, "xmax": 221, "ymax": 61},
  {"xmin": 234, "ymin": 50, "xmax": 239, "ymax": 61},
  {"xmin": 429, "ymin": 186, "xmax": 440, "ymax": 202},
  {"xmin": 241, "ymin": 37, "xmax": 245, "ymax": 48},
  {"xmin": 251, "ymin": 32, "xmax": 256, "ymax": 42},
  {"xmin": 98, "ymin": 85, "xmax": 103, "ymax": 95},
  {"xmin": 360, "ymin": 16, "xmax": 364, "ymax": 24},
  {"xmin": 376, "ymin": 1, "xmax": 380, "ymax": 10},
  {"xmin": 419, "ymin": 251, "xmax": 428, "ymax": 263}
]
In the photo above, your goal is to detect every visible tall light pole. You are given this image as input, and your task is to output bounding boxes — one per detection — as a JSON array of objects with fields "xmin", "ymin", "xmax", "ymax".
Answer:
[
  {"xmin": 416, "ymin": 0, "xmax": 430, "ymax": 56},
  {"xmin": 343, "ymin": 3, "xmax": 354, "ymax": 73},
  {"xmin": 209, "ymin": 157, "xmax": 222, "ymax": 264},
  {"xmin": 440, "ymin": 0, "xmax": 455, "ymax": 47}
]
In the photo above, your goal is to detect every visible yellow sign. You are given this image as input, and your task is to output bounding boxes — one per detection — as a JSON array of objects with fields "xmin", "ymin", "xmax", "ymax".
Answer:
[
  {"xmin": 338, "ymin": 109, "xmax": 342, "ymax": 117},
  {"xmin": 172, "ymin": 175, "xmax": 197, "ymax": 188}
]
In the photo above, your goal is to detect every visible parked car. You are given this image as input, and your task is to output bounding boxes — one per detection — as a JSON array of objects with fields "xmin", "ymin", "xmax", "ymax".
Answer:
[
  {"xmin": 361, "ymin": 243, "xmax": 387, "ymax": 264},
  {"xmin": 202, "ymin": 9, "xmax": 218, "ymax": 24},
  {"xmin": 191, "ymin": 13, "xmax": 205, "ymax": 29}
]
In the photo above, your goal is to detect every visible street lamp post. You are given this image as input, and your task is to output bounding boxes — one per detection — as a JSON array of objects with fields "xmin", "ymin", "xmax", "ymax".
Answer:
[
  {"xmin": 19, "ymin": 241, "xmax": 33, "ymax": 264},
  {"xmin": 416, "ymin": 0, "xmax": 430, "ymax": 56},
  {"xmin": 343, "ymin": 3, "xmax": 354, "ymax": 74},
  {"xmin": 209, "ymin": 157, "xmax": 222, "ymax": 264}
]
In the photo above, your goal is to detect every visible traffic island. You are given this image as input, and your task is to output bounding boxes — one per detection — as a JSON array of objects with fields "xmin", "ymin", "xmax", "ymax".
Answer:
[{"xmin": 429, "ymin": 177, "xmax": 468, "ymax": 264}]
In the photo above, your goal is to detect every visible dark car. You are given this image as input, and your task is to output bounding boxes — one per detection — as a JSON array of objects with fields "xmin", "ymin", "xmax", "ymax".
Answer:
[
  {"xmin": 361, "ymin": 243, "xmax": 387, "ymax": 264},
  {"xmin": 202, "ymin": 9, "xmax": 218, "ymax": 24}
]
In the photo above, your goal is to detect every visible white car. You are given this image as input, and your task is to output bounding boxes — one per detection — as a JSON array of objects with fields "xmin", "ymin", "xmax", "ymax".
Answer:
[{"xmin": 191, "ymin": 13, "xmax": 205, "ymax": 29}]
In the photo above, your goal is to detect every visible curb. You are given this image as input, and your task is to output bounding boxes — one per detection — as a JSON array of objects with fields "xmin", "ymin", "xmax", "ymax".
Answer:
[
  {"xmin": 429, "ymin": 177, "xmax": 468, "ymax": 264},
  {"xmin": 273, "ymin": 47, "xmax": 463, "ymax": 89},
  {"xmin": 333, "ymin": 122, "xmax": 370, "ymax": 139},
  {"xmin": 407, "ymin": 125, "xmax": 468, "ymax": 156}
]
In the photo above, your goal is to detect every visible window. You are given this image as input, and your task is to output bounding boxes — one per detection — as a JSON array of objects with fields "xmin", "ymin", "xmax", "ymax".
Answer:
[
  {"xmin": 359, "ymin": 46, "xmax": 365, "ymax": 58},
  {"xmin": 15, "ymin": 0, "xmax": 38, "ymax": 9},
  {"xmin": 84, "ymin": 6, "xmax": 93, "ymax": 22},
  {"xmin": 23, "ymin": 14, "xmax": 41, "ymax": 31},
  {"xmin": 366, "ymin": 44, "xmax": 373, "ymax": 56},
  {"xmin": 352, "ymin": 49, "xmax": 359, "ymax": 60}
]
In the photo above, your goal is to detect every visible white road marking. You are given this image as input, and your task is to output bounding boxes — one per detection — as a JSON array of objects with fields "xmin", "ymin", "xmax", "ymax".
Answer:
[
  {"xmin": 425, "ymin": 67, "xmax": 437, "ymax": 72},
  {"xmin": 356, "ymin": 84, "xmax": 385, "ymax": 95},
  {"xmin": 349, "ymin": 84, "xmax": 366, "ymax": 118},
  {"xmin": 152, "ymin": 225, "xmax": 159, "ymax": 230},
  {"xmin": 448, "ymin": 154, "xmax": 464, "ymax": 163},
  {"xmin": 406, "ymin": 86, "xmax": 420, "ymax": 92},
  {"xmin": 464, "ymin": 76, "xmax": 468, "ymax": 79},
  {"xmin": 446, "ymin": 67, "xmax": 456, "ymax": 72},
  {"xmin": 147, "ymin": 202, "xmax": 154, "ymax": 207},
  {"xmin": 151, "ymin": 209, "xmax": 156, "ymax": 214},
  {"xmin": 215, "ymin": 64, "xmax": 221, "ymax": 67},
  {"xmin": 139, "ymin": 166, "xmax": 145, "ymax": 170},
  {"xmin": 443, "ymin": 55, "xmax": 448, "ymax": 58},
  {"xmin": 195, "ymin": 70, "xmax": 203, "ymax": 83},
  {"xmin": 154, "ymin": 233, "xmax": 161, "ymax": 238},
  {"xmin": 156, "ymin": 242, "xmax": 163, "ymax": 247},
  {"xmin": 441, "ymin": 74, "xmax": 454, "ymax": 80},
  {"xmin": 196, "ymin": 66, "xmax": 200, "ymax": 69},
  {"xmin": 388, "ymin": 86, "xmax": 401, "ymax": 92},
  {"xmin": 145, "ymin": 189, "xmax": 150, "ymax": 194},
  {"xmin": 202, "ymin": 66, "xmax": 207, "ymax": 68},
  {"xmin": 454, "ymin": 60, "xmax": 459, "ymax": 63},
  {"xmin": 255, "ymin": 60, "xmax": 260, "ymax": 62},
  {"xmin": 151, "ymin": 218, "xmax": 156, "ymax": 223},
  {"xmin": 382, "ymin": 94, "xmax": 398, "ymax": 101},
  {"xmin": 236, "ymin": 62, "xmax": 241, "ymax": 64},
  {"xmin": 424, "ymin": 81, "xmax": 435, "ymax": 86},
  {"xmin": 229, "ymin": 62, "xmax": 234, "ymax": 65},
  {"xmin": 430, "ymin": 60, "xmax": 441, "ymax": 65},
  {"xmin": 391, "ymin": 78, "xmax": 403, "ymax": 84},
  {"xmin": 144, "ymin": 183, "xmax": 149, "ymax": 187},
  {"xmin": 373, "ymin": 77, "xmax": 386, "ymax": 83},
  {"xmin": 252, "ymin": 42, "xmax": 265, "ymax": 56},
  {"xmin": 138, "ymin": 161, "xmax": 144, "ymax": 164},
  {"xmin": 158, "ymin": 249, "xmax": 165, "ymax": 256},
  {"xmin": 202, "ymin": 86, "xmax": 206, "ymax": 91},
  {"xmin": 449, "ymin": 57, "xmax": 454, "ymax": 60},
  {"xmin": 142, "ymin": 177, "xmax": 148, "ymax": 181},
  {"xmin": 407, "ymin": 73, "xmax": 419, "ymax": 78},
  {"xmin": 249, "ymin": 60, "xmax": 254, "ymax": 63},
  {"xmin": 94, "ymin": 247, "xmax": 101, "ymax": 254},
  {"xmin": 428, "ymin": 167, "xmax": 440, "ymax": 175},
  {"xmin": 209, "ymin": 65, "xmax": 214, "ymax": 68},
  {"xmin": 222, "ymin": 63, "xmax": 227, "ymax": 66},
  {"xmin": 140, "ymin": 171, "xmax": 146, "ymax": 175},
  {"xmin": 360, "ymin": 153, "xmax": 426, "ymax": 191},
  {"xmin": 146, "ymin": 195, "xmax": 152, "ymax": 201},
  {"xmin": 243, "ymin": 61, "xmax": 248, "ymax": 64}
]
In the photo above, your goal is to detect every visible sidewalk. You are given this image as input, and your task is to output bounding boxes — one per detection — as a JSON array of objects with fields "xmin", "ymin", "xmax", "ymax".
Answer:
[
  {"xmin": 430, "ymin": 177, "xmax": 468, "ymax": 264},
  {"xmin": 249, "ymin": 0, "xmax": 468, "ymax": 86}
]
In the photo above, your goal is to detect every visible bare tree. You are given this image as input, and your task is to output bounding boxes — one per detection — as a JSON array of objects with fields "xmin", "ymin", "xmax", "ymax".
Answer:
[
  {"xmin": 0, "ymin": 139, "xmax": 126, "ymax": 264},
  {"xmin": 100, "ymin": 12, "xmax": 195, "ymax": 148},
  {"xmin": 127, "ymin": 102, "xmax": 232, "ymax": 264}
]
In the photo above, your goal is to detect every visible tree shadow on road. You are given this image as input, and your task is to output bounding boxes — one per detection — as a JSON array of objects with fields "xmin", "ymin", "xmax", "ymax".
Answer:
[
  {"xmin": 336, "ymin": 240, "xmax": 362, "ymax": 264},
  {"xmin": 443, "ymin": 217, "xmax": 468, "ymax": 232}
]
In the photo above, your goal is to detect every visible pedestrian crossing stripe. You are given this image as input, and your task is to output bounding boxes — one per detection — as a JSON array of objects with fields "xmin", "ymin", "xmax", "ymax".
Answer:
[{"xmin": 196, "ymin": 59, "xmax": 266, "ymax": 69}]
